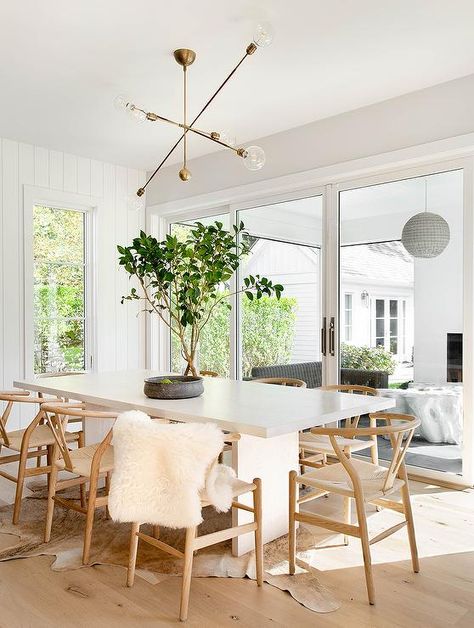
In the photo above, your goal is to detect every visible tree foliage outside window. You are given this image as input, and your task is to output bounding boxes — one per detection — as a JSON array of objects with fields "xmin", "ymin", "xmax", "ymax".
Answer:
[
  {"xmin": 33, "ymin": 206, "xmax": 86, "ymax": 374},
  {"xmin": 171, "ymin": 292, "xmax": 297, "ymax": 377}
]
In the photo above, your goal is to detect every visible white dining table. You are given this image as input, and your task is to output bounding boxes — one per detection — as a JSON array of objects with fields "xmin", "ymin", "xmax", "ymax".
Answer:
[{"xmin": 15, "ymin": 370, "xmax": 394, "ymax": 555}]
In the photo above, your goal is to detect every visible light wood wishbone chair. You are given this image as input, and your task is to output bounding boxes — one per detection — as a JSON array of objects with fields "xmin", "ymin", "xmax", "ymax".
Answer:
[
  {"xmin": 127, "ymin": 433, "xmax": 263, "ymax": 622},
  {"xmin": 299, "ymin": 384, "xmax": 380, "ymax": 473},
  {"xmin": 0, "ymin": 390, "xmax": 83, "ymax": 524},
  {"xmin": 289, "ymin": 412, "xmax": 421, "ymax": 605},
  {"xmin": 42, "ymin": 403, "xmax": 118, "ymax": 564}
]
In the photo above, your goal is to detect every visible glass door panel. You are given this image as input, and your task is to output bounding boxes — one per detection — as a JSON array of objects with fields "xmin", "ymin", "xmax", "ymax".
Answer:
[
  {"xmin": 338, "ymin": 169, "xmax": 464, "ymax": 479},
  {"xmin": 236, "ymin": 195, "xmax": 324, "ymax": 382}
]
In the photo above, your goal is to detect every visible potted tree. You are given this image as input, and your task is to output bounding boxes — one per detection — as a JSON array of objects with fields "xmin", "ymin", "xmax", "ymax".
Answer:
[{"xmin": 118, "ymin": 220, "xmax": 283, "ymax": 384}]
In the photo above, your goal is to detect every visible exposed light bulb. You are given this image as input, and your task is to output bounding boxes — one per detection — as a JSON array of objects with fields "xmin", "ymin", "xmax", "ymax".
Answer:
[
  {"xmin": 253, "ymin": 22, "xmax": 274, "ymax": 47},
  {"xmin": 114, "ymin": 95, "xmax": 146, "ymax": 123},
  {"xmin": 126, "ymin": 103, "xmax": 147, "ymax": 123},
  {"xmin": 242, "ymin": 145, "xmax": 266, "ymax": 171},
  {"xmin": 127, "ymin": 192, "xmax": 145, "ymax": 212},
  {"xmin": 114, "ymin": 94, "xmax": 131, "ymax": 112},
  {"xmin": 218, "ymin": 130, "xmax": 236, "ymax": 147}
]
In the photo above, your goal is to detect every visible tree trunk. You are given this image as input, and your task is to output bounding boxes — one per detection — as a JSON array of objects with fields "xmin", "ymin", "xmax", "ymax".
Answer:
[{"xmin": 183, "ymin": 357, "xmax": 199, "ymax": 377}]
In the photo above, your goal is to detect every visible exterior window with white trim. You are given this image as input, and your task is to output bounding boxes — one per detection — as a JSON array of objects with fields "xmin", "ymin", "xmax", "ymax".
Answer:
[{"xmin": 33, "ymin": 205, "xmax": 88, "ymax": 374}]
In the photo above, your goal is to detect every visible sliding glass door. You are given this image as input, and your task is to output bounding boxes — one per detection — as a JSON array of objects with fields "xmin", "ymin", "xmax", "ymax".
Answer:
[
  {"xmin": 158, "ymin": 158, "xmax": 473, "ymax": 487},
  {"xmin": 236, "ymin": 195, "xmax": 324, "ymax": 381},
  {"xmin": 336, "ymin": 165, "xmax": 472, "ymax": 485}
]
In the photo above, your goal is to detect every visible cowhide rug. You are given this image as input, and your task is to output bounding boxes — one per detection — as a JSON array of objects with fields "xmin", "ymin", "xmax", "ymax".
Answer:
[{"xmin": 0, "ymin": 484, "xmax": 340, "ymax": 614}]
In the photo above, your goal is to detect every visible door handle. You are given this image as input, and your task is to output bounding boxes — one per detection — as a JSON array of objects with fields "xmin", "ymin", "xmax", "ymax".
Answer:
[
  {"xmin": 321, "ymin": 317, "xmax": 327, "ymax": 356},
  {"xmin": 329, "ymin": 316, "xmax": 335, "ymax": 356}
]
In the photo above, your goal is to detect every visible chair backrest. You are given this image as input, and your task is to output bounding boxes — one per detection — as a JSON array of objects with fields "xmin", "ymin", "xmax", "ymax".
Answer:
[
  {"xmin": 253, "ymin": 377, "xmax": 307, "ymax": 388},
  {"xmin": 200, "ymin": 370, "xmax": 219, "ymax": 378},
  {"xmin": 320, "ymin": 384, "xmax": 377, "ymax": 428},
  {"xmin": 0, "ymin": 390, "xmax": 49, "ymax": 448},
  {"xmin": 41, "ymin": 403, "xmax": 118, "ymax": 471},
  {"xmin": 310, "ymin": 413, "xmax": 420, "ymax": 493}
]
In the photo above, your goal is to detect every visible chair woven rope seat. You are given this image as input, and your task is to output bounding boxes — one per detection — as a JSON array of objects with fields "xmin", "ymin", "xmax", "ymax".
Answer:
[
  {"xmin": 1, "ymin": 425, "xmax": 79, "ymax": 451},
  {"xmin": 299, "ymin": 432, "xmax": 373, "ymax": 455},
  {"xmin": 298, "ymin": 458, "xmax": 405, "ymax": 501},
  {"xmin": 55, "ymin": 443, "xmax": 114, "ymax": 477}
]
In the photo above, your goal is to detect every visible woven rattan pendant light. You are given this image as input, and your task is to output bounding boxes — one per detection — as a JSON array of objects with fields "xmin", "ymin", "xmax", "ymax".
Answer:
[{"xmin": 401, "ymin": 177, "xmax": 450, "ymax": 258}]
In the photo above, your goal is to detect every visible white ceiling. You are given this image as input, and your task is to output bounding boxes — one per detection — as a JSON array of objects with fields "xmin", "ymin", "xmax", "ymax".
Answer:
[{"xmin": 2, "ymin": 0, "xmax": 474, "ymax": 170}]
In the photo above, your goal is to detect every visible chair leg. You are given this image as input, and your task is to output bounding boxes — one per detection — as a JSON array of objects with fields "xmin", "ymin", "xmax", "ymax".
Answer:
[
  {"xmin": 12, "ymin": 445, "xmax": 29, "ymax": 525},
  {"xmin": 355, "ymin": 494, "xmax": 375, "ymax": 605},
  {"xmin": 79, "ymin": 481, "xmax": 87, "ymax": 510},
  {"xmin": 288, "ymin": 470, "xmax": 297, "ymax": 575},
  {"xmin": 82, "ymin": 478, "xmax": 97, "ymax": 565},
  {"xmin": 152, "ymin": 524, "xmax": 160, "ymax": 539},
  {"xmin": 44, "ymin": 454, "xmax": 59, "ymax": 542},
  {"xmin": 36, "ymin": 446, "xmax": 43, "ymax": 467},
  {"xmin": 400, "ymin": 479, "xmax": 419, "ymax": 573},
  {"xmin": 343, "ymin": 496, "xmax": 351, "ymax": 545},
  {"xmin": 105, "ymin": 472, "xmax": 111, "ymax": 520},
  {"xmin": 252, "ymin": 478, "xmax": 263, "ymax": 586},
  {"xmin": 46, "ymin": 445, "xmax": 53, "ymax": 491},
  {"xmin": 370, "ymin": 436, "xmax": 379, "ymax": 465},
  {"xmin": 180, "ymin": 526, "xmax": 197, "ymax": 622},
  {"xmin": 127, "ymin": 522, "xmax": 141, "ymax": 587}
]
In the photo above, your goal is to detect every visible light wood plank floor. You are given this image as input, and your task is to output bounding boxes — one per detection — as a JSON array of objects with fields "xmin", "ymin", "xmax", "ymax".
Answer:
[{"xmin": 0, "ymin": 477, "xmax": 473, "ymax": 627}]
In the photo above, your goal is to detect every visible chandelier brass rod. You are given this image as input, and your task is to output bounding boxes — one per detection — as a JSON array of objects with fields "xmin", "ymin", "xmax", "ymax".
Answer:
[
  {"xmin": 140, "ymin": 48, "xmax": 252, "ymax": 192},
  {"xmin": 141, "ymin": 107, "xmax": 239, "ymax": 152},
  {"xmin": 183, "ymin": 66, "xmax": 187, "ymax": 170}
]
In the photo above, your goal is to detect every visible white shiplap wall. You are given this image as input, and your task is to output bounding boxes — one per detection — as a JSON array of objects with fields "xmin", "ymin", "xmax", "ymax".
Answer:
[{"xmin": 0, "ymin": 138, "xmax": 146, "ymax": 428}]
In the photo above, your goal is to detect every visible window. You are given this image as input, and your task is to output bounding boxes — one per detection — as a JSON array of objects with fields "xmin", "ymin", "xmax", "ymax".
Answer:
[
  {"xmin": 372, "ymin": 297, "xmax": 406, "ymax": 357},
  {"xmin": 33, "ymin": 205, "xmax": 88, "ymax": 374},
  {"xmin": 344, "ymin": 293, "xmax": 353, "ymax": 341}
]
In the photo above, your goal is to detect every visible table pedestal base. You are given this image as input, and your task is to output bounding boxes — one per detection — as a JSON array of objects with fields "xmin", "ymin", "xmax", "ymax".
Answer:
[{"xmin": 231, "ymin": 432, "xmax": 299, "ymax": 556}]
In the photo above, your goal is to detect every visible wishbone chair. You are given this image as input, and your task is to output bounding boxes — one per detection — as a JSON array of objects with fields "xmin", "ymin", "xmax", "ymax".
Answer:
[
  {"xmin": 289, "ymin": 412, "xmax": 421, "ymax": 605},
  {"xmin": 0, "ymin": 390, "xmax": 83, "ymax": 524}
]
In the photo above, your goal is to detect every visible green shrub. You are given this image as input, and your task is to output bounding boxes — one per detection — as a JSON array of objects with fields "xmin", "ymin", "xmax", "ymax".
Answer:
[
  {"xmin": 171, "ymin": 293, "xmax": 297, "ymax": 377},
  {"xmin": 341, "ymin": 342, "xmax": 396, "ymax": 374}
]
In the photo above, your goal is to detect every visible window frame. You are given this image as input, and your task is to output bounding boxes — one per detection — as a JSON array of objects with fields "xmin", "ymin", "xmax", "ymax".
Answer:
[
  {"xmin": 23, "ymin": 186, "xmax": 97, "ymax": 379},
  {"xmin": 343, "ymin": 292, "xmax": 353, "ymax": 342}
]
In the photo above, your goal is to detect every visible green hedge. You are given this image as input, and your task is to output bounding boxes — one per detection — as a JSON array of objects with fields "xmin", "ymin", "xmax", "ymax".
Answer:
[
  {"xmin": 172, "ymin": 294, "xmax": 297, "ymax": 377},
  {"xmin": 340, "ymin": 342, "xmax": 396, "ymax": 374}
]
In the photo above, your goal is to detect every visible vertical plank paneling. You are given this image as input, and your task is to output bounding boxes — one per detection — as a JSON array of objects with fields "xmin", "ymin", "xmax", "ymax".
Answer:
[
  {"xmin": 2, "ymin": 139, "xmax": 21, "ymax": 428},
  {"xmin": 115, "ymin": 166, "xmax": 128, "ymax": 370},
  {"xmin": 138, "ymin": 170, "xmax": 147, "ymax": 367},
  {"xmin": 18, "ymin": 144, "xmax": 34, "ymax": 368},
  {"xmin": 18, "ymin": 144, "xmax": 35, "ymax": 426},
  {"xmin": 0, "ymin": 140, "xmax": 3, "ymax": 393},
  {"xmin": 96, "ymin": 162, "xmax": 117, "ymax": 371},
  {"xmin": 126, "ymin": 169, "xmax": 141, "ymax": 369},
  {"xmin": 49, "ymin": 150, "xmax": 64, "ymax": 190},
  {"xmin": 90, "ymin": 160, "xmax": 104, "ymax": 198},
  {"xmin": 34, "ymin": 146, "xmax": 49, "ymax": 188},
  {"xmin": 63, "ymin": 153, "xmax": 78, "ymax": 192},
  {"xmin": 77, "ymin": 157, "xmax": 91, "ymax": 195}
]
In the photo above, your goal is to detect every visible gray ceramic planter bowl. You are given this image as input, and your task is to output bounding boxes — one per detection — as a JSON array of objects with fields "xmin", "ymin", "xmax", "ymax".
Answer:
[{"xmin": 144, "ymin": 375, "xmax": 204, "ymax": 399}]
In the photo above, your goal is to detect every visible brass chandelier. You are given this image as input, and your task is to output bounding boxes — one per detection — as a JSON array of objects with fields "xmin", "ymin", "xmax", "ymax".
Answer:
[{"xmin": 115, "ymin": 24, "xmax": 273, "ymax": 207}]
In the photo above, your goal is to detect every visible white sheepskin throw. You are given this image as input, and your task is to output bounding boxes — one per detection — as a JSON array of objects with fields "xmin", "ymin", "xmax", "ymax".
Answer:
[{"xmin": 108, "ymin": 410, "xmax": 234, "ymax": 528}]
